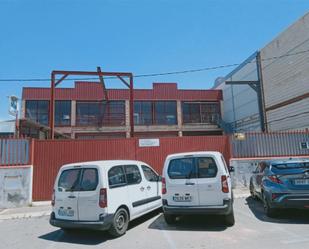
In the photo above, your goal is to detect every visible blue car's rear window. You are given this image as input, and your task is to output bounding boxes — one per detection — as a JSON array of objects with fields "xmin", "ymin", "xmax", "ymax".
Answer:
[{"xmin": 272, "ymin": 162, "xmax": 309, "ymax": 169}]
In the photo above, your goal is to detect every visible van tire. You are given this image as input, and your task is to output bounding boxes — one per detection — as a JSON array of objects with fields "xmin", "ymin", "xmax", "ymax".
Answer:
[
  {"xmin": 224, "ymin": 210, "xmax": 235, "ymax": 226},
  {"xmin": 164, "ymin": 213, "xmax": 177, "ymax": 224},
  {"xmin": 108, "ymin": 208, "xmax": 129, "ymax": 237}
]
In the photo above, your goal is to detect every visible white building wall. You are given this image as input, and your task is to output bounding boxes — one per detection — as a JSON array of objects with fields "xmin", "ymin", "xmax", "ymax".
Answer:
[
  {"xmin": 215, "ymin": 53, "xmax": 261, "ymax": 132},
  {"xmin": 261, "ymin": 12, "xmax": 309, "ymax": 131}
]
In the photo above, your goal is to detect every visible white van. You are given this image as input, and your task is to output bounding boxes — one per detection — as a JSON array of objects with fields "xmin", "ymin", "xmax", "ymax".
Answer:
[
  {"xmin": 162, "ymin": 151, "xmax": 235, "ymax": 226},
  {"xmin": 50, "ymin": 160, "xmax": 162, "ymax": 237}
]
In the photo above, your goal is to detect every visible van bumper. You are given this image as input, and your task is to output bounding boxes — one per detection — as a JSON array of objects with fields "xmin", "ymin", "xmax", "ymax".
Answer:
[
  {"xmin": 162, "ymin": 199, "xmax": 233, "ymax": 215},
  {"xmin": 49, "ymin": 212, "xmax": 114, "ymax": 231}
]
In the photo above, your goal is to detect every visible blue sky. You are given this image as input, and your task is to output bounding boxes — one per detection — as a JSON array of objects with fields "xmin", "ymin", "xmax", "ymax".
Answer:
[{"xmin": 1, "ymin": 0, "xmax": 309, "ymax": 121}]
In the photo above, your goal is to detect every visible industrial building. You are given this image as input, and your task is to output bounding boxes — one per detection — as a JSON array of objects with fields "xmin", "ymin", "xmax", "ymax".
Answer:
[
  {"xmin": 21, "ymin": 82, "xmax": 223, "ymax": 139},
  {"xmin": 215, "ymin": 12, "xmax": 309, "ymax": 132}
]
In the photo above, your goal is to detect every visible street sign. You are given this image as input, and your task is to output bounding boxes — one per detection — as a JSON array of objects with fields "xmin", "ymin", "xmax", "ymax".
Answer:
[
  {"xmin": 139, "ymin": 138, "xmax": 160, "ymax": 147},
  {"xmin": 300, "ymin": 142, "xmax": 309, "ymax": 149},
  {"xmin": 234, "ymin": 133, "xmax": 246, "ymax": 140}
]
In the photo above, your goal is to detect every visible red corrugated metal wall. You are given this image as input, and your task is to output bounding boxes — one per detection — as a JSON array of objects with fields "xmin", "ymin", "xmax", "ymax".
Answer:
[{"xmin": 32, "ymin": 136, "xmax": 230, "ymax": 200}]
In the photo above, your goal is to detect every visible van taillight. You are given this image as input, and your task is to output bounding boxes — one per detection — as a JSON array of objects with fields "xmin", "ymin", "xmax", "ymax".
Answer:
[
  {"xmin": 162, "ymin": 177, "xmax": 167, "ymax": 194},
  {"xmin": 51, "ymin": 189, "xmax": 55, "ymax": 206},
  {"xmin": 99, "ymin": 188, "xmax": 107, "ymax": 208},
  {"xmin": 221, "ymin": 175, "xmax": 229, "ymax": 193}
]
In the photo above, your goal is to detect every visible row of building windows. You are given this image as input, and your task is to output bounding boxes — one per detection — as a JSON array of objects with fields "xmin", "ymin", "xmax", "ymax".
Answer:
[{"xmin": 25, "ymin": 100, "xmax": 220, "ymax": 126}]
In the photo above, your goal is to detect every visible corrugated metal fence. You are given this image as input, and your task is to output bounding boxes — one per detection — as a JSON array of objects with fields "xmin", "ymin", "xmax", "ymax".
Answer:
[
  {"xmin": 3, "ymin": 132, "xmax": 308, "ymax": 200},
  {"xmin": 231, "ymin": 132, "xmax": 309, "ymax": 158},
  {"xmin": 0, "ymin": 138, "xmax": 30, "ymax": 165},
  {"xmin": 32, "ymin": 136, "xmax": 230, "ymax": 200}
]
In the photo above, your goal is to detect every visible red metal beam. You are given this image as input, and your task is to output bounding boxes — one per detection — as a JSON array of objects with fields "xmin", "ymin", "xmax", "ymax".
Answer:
[
  {"xmin": 129, "ymin": 75, "xmax": 134, "ymax": 137},
  {"xmin": 52, "ymin": 70, "xmax": 132, "ymax": 77},
  {"xmin": 55, "ymin": 73, "xmax": 69, "ymax": 87},
  {"xmin": 117, "ymin": 76, "xmax": 130, "ymax": 88},
  {"xmin": 97, "ymin": 67, "xmax": 109, "ymax": 102},
  {"xmin": 50, "ymin": 72, "xmax": 55, "ymax": 139},
  {"xmin": 49, "ymin": 69, "xmax": 134, "ymax": 139}
]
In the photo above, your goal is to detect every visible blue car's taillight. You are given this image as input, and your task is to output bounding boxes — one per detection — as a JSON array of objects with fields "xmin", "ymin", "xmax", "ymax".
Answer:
[{"xmin": 268, "ymin": 175, "xmax": 283, "ymax": 184}]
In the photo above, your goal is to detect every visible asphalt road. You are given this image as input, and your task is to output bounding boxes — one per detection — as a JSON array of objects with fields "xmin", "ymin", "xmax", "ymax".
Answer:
[{"xmin": 1, "ymin": 197, "xmax": 309, "ymax": 249}]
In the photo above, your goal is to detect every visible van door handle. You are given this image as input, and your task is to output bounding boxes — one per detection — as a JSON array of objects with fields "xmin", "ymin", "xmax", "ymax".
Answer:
[
  {"xmin": 140, "ymin": 187, "xmax": 145, "ymax": 191},
  {"xmin": 185, "ymin": 182, "xmax": 195, "ymax": 185},
  {"xmin": 147, "ymin": 186, "xmax": 151, "ymax": 190},
  {"xmin": 68, "ymin": 196, "xmax": 76, "ymax": 199}
]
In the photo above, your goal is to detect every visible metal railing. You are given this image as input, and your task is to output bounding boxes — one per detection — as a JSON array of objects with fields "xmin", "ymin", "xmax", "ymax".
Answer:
[
  {"xmin": 0, "ymin": 138, "xmax": 30, "ymax": 166},
  {"xmin": 231, "ymin": 131, "xmax": 309, "ymax": 158}
]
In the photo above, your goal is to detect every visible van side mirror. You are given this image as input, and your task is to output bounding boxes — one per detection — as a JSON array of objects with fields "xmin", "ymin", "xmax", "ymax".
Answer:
[
  {"xmin": 229, "ymin": 166, "xmax": 235, "ymax": 173},
  {"xmin": 157, "ymin": 175, "xmax": 162, "ymax": 182}
]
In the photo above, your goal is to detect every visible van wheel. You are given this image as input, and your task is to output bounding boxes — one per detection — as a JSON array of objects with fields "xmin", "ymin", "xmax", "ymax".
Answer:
[
  {"xmin": 164, "ymin": 213, "xmax": 177, "ymax": 224},
  {"xmin": 108, "ymin": 208, "xmax": 129, "ymax": 237},
  {"xmin": 224, "ymin": 210, "xmax": 235, "ymax": 226}
]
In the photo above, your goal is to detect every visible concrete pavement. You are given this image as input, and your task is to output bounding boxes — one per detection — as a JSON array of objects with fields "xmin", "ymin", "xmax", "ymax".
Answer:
[
  {"xmin": 1, "ymin": 198, "xmax": 309, "ymax": 249},
  {"xmin": 0, "ymin": 189, "xmax": 250, "ymax": 221}
]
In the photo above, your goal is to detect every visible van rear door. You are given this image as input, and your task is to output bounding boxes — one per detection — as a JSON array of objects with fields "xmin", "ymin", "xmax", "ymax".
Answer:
[
  {"xmin": 165, "ymin": 157, "xmax": 199, "ymax": 206},
  {"xmin": 55, "ymin": 167, "xmax": 81, "ymax": 221},
  {"xmin": 77, "ymin": 167, "xmax": 101, "ymax": 221},
  {"xmin": 196, "ymin": 156, "xmax": 224, "ymax": 206}
]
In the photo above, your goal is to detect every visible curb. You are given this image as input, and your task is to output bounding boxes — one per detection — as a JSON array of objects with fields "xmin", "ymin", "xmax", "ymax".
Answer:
[{"xmin": 0, "ymin": 210, "xmax": 51, "ymax": 220}]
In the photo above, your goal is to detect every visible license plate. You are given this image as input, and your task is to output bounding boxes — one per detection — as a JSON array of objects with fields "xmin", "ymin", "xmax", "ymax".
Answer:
[
  {"xmin": 294, "ymin": 179, "xmax": 309, "ymax": 185},
  {"xmin": 58, "ymin": 208, "xmax": 74, "ymax": 217},
  {"xmin": 173, "ymin": 195, "xmax": 192, "ymax": 202}
]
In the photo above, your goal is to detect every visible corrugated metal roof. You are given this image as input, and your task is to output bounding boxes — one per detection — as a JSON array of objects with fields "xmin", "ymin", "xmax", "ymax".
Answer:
[
  {"xmin": 22, "ymin": 82, "xmax": 222, "ymax": 101},
  {"xmin": 0, "ymin": 120, "xmax": 15, "ymax": 133}
]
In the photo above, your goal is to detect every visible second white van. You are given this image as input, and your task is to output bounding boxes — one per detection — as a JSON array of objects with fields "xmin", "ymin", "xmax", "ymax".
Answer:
[
  {"xmin": 162, "ymin": 151, "xmax": 235, "ymax": 226},
  {"xmin": 50, "ymin": 160, "xmax": 162, "ymax": 237}
]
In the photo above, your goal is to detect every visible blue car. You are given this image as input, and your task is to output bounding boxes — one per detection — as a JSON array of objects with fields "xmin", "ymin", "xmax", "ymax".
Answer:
[{"xmin": 250, "ymin": 159, "xmax": 309, "ymax": 217}]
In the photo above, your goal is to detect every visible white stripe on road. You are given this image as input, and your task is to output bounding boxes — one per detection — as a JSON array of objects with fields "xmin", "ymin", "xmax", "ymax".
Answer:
[
  {"xmin": 157, "ymin": 222, "xmax": 177, "ymax": 249},
  {"xmin": 0, "ymin": 209, "xmax": 8, "ymax": 215},
  {"xmin": 281, "ymin": 237, "xmax": 309, "ymax": 244}
]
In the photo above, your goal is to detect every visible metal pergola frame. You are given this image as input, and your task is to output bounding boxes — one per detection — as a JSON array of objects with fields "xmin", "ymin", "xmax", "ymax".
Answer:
[
  {"xmin": 225, "ymin": 51, "xmax": 268, "ymax": 132},
  {"xmin": 49, "ymin": 68, "xmax": 134, "ymax": 139}
]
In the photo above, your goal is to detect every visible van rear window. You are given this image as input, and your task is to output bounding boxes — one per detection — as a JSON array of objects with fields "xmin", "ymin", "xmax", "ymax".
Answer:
[
  {"xmin": 168, "ymin": 158, "xmax": 196, "ymax": 179},
  {"xmin": 58, "ymin": 169, "xmax": 81, "ymax": 192},
  {"xmin": 58, "ymin": 168, "xmax": 98, "ymax": 192},
  {"xmin": 168, "ymin": 157, "xmax": 218, "ymax": 179}
]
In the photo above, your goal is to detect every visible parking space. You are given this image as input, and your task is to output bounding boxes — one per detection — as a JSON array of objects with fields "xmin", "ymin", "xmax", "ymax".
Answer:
[{"xmin": 1, "ymin": 198, "xmax": 309, "ymax": 249}]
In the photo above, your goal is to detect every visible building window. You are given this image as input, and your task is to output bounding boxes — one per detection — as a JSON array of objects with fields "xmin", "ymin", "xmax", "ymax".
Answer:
[
  {"xmin": 55, "ymin": 101, "xmax": 71, "ymax": 126},
  {"xmin": 134, "ymin": 101, "xmax": 177, "ymax": 125},
  {"xmin": 76, "ymin": 101, "xmax": 125, "ymax": 126},
  {"xmin": 154, "ymin": 101, "xmax": 177, "ymax": 125},
  {"xmin": 182, "ymin": 102, "xmax": 220, "ymax": 124},
  {"xmin": 25, "ymin": 100, "xmax": 49, "ymax": 125},
  {"xmin": 134, "ymin": 101, "xmax": 152, "ymax": 125}
]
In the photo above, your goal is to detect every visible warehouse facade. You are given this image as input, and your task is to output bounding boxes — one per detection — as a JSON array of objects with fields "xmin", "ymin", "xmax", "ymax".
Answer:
[
  {"xmin": 215, "ymin": 11, "xmax": 309, "ymax": 132},
  {"xmin": 22, "ymin": 82, "xmax": 223, "ymax": 138}
]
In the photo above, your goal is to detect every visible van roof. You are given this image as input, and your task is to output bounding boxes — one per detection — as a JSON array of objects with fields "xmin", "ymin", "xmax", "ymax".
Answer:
[
  {"xmin": 60, "ymin": 160, "xmax": 147, "ymax": 169},
  {"xmin": 165, "ymin": 151, "xmax": 223, "ymax": 160}
]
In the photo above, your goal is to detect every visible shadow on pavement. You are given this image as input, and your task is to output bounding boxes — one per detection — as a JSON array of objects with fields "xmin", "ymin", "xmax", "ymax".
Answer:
[
  {"xmin": 246, "ymin": 196, "xmax": 309, "ymax": 224},
  {"xmin": 148, "ymin": 213, "xmax": 228, "ymax": 232},
  {"xmin": 39, "ymin": 209, "xmax": 161, "ymax": 245}
]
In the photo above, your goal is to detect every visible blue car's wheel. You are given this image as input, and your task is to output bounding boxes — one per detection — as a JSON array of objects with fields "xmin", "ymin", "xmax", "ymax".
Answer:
[{"xmin": 263, "ymin": 193, "xmax": 276, "ymax": 218}]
